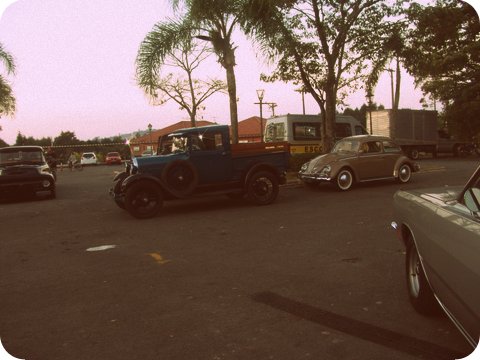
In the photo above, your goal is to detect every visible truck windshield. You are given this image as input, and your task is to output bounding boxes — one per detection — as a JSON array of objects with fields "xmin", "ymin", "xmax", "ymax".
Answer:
[
  {"xmin": 0, "ymin": 149, "xmax": 46, "ymax": 165},
  {"xmin": 159, "ymin": 135, "xmax": 188, "ymax": 155}
]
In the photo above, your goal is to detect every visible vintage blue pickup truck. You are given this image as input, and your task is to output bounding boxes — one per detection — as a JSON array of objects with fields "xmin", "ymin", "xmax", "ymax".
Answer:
[{"xmin": 111, "ymin": 125, "xmax": 290, "ymax": 218}]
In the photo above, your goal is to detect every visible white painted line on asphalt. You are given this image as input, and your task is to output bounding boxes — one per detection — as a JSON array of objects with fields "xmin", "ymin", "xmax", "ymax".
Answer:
[{"xmin": 86, "ymin": 245, "xmax": 117, "ymax": 252}]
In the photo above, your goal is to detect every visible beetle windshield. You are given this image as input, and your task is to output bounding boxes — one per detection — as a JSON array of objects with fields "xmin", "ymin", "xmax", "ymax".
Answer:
[
  {"xmin": 332, "ymin": 139, "xmax": 360, "ymax": 154},
  {"xmin": 0, "ymin": 149, "xmax": 46, "ymax": 166}
]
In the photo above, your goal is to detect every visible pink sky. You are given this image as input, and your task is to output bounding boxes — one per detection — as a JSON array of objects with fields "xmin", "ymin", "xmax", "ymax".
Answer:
[{"xmin": 0, "ymin": 0, "xmax": 478, "ymax": 144}]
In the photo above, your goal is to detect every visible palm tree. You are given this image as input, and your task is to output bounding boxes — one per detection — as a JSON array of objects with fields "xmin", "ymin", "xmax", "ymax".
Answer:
[
  {"xmin": 136, "ymin": 0, "xmax": 246, "ymax": 143},
  {"xmin": 136, "ymin": 25, "xmax": 227, "ymax": 127},
  {"xmin": 0, "ymin": 43, "xmax": 16, "ymax": 120}
]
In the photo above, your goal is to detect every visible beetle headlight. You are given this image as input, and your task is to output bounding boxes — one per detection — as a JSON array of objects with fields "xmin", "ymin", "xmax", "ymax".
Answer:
[
  {"xmin": 319, "ymin": 165, "xmax": 331, "ymax": 176},
  {"xmin": 300, "ymin": 162, "xmax": 309, "ymax": 172}
]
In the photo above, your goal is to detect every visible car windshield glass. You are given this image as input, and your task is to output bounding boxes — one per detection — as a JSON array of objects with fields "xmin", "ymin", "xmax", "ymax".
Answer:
[
  {"xmin": 83, "ymin": 154, "xmax": 94, "ymax": 159},
  {"xmin": 332, "ymin": 139, "xmax": 360, "ymax": 154},
  {"xmin": 159, "ymin": 135, "xmax": 188, "ymax": 154},
  {"xmin": 0, "ymin": 149, "xmax": 45, "ymax": 165}
]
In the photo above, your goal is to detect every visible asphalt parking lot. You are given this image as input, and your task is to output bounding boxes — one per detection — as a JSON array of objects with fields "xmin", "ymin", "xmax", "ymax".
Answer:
[{"xmin": 0, "ymin": 158, "xmax": 478, "ymax": 360}]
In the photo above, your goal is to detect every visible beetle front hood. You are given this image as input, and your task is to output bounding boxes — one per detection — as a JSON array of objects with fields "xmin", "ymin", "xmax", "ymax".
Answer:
[{"xmin": 307, "ymin": 152, "xmax": 355, "ymax": 171}]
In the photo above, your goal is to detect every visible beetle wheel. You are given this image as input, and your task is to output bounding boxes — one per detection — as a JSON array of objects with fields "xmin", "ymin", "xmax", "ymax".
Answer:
[
  {"xmin": 336, "ymin": 169, "xmax": 353, "ymax": 191},
  {"xmin": 398, "ymin": 164, "xmax": 412, "ymax": 183}
]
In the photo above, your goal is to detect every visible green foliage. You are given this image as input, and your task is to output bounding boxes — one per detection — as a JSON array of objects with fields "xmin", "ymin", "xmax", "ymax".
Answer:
[
  {"xmin": 137, "ymin": 34, "xmax": 227, "ymax": 127},
  {"xmin": 243, "ymin": 0, "xmax": 403, "ymax": 151},
  {"xmin": 136, "ymin": 0, "xmax": 247, "ymax": 143},
  {"xmin": 404, "ymin": 0, "xmax": 480, "ymax": 138},
  {"xmin": 0, "ymin": 138, "xmax": 9, "ymax": 147},
  {"xmin": 0, "ymin": 43, "xmax": 16, "ymax": 118}
]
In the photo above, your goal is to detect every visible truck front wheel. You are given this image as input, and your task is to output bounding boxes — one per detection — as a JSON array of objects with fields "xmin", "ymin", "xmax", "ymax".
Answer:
[
  {"xmin": 246, "ymin": 171, "xmax": 279, "ymax": 205},
  {"xmin": 125, "ymin": 181, "xmax": 163, "ymax": 219}
]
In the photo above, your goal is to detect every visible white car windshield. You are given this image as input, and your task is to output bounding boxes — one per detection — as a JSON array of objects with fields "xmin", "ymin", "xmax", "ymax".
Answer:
[{"xmin": 332, "ymin": 139, "xmax": 360, "ymax": 154}]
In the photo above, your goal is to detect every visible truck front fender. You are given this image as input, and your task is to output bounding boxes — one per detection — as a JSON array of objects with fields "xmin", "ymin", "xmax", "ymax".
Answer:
[{"xmin": 121, "ymin": 173, "xmax": 163, "ymax": 192}]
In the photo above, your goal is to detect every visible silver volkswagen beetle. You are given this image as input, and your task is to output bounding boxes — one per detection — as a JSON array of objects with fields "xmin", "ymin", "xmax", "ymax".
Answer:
[
  {"xmin": 392, "ymin": 165, "xmax": 480, "ymax": 349},
  {"xmin": 298, "ymin": 135, "xmax": 419, "ymax": 190}
]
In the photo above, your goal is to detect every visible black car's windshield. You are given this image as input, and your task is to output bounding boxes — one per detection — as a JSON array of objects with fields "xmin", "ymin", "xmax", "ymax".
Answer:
[
  {"xmin": 332, "ymin": 139, "xmax": 360, "ymax": 154},
  {"xmin": 0, "ymin": 149, "xmax": 46, "ymax": 166}
]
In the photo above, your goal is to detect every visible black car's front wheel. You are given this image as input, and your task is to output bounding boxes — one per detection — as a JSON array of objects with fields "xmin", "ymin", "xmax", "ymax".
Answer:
[
  {"xmin": 125, "ymin": 181, "xmax": 163, "ymax": 219},
  {"xmin": 406, "ymin": 239, "xmax": 439, "ymax": 316}
]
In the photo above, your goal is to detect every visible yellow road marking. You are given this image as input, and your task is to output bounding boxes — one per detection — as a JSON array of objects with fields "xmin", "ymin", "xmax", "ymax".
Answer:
[{"xmin": 148, "ymin": 252, "xmax": 171, "ymax": 265}]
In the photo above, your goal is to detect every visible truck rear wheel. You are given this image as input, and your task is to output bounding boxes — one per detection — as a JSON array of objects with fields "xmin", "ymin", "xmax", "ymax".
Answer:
[
  {"xmin": 408, "ymin": 148, "xmax": 419, "ymax": 160},
  {"xmin": 246, "ymin": 171, "xmax": 279, "ymax": 205},
  {"xmin": 125, "ymin": 181, "xmax": 163, "ymax": 219}
]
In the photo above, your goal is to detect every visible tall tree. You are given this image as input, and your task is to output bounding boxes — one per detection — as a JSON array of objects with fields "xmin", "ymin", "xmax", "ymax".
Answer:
[
  {"xmin": 403, "ymin": 0, "xmax": 480, "ymax": 138},
  {"xmin": 137, "ymin": 33, "xmax": 227, "ymax": 127},
  {"xmin": 366, "ymin": 24, "xmax": 406, "ymax": 112},
  {"xmin": 137, "ymin": 0, "xmax": 247, "ymax": 143},
  {"xmin": 0, "ymin": 43, "xmax": 16, "ymax": 123},
  {"xmin": 244, "ymin": 0, "xmax": 403, "ymax": 151}
]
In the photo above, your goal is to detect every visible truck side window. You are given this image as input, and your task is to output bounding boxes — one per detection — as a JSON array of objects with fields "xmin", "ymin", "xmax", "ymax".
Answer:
[
  {"xmin": 214, "ymin": 133, "xmax": 224, "ymax": 151},
  {"xmin": 293, "ymin": 123, "xmax": 320, "ymax": 140},
  {"xmin": 335, "ymin": 123, "xmax": 352, "ymax": 138},
  {"xmin": 355, "ymin": 125, "xmax": 367, "ymax": 135}
]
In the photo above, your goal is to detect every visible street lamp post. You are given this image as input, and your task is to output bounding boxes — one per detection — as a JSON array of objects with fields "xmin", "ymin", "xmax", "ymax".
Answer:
[
  {"xmin": 295, "ymin": 88, "xmax": 306, "ymax": 115},
  {"xmin": 256, "ymin": 89, "xmax": 265, "ymax": 143},
  {"xmin": 147, "ymin": 123, "xmax": 153, "ymax": 153},
  {"xmin": 366, "ymin": 91, "xmax": 373, "ymax": 134}
]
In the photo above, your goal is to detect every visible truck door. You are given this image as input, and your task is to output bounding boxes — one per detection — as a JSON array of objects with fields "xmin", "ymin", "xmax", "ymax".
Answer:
[{"xmin": 188, "ymin": 131, "xmax": 232, "ymax": 184}]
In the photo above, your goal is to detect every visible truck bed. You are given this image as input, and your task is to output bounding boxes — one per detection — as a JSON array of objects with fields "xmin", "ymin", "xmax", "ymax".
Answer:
[{"xmin": 231, "ymin": 142, "xmax": 289, "ymax": 158}]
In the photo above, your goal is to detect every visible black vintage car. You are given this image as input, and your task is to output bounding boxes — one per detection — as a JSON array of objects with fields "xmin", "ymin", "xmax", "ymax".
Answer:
[{"xmin": 0, "ymin": 146, "xmax": 56, "ymax": 200}]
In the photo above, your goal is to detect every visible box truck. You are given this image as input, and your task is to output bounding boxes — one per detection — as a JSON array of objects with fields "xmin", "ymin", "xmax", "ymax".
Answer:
[{"xmin": 367, "ymin": 109, "xmax": 468, "ymax": 159}]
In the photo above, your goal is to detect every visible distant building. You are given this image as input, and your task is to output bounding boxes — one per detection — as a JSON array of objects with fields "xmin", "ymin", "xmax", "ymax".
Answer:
[{"xmin": 238, "ymin": 116, "xmax": 266, "ymax": 143}]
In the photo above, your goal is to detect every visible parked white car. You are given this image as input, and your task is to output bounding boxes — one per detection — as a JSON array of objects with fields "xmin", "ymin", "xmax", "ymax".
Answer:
[{"xmin": 80, "ymin": 152, "xmax": 97, "ymax": 165}]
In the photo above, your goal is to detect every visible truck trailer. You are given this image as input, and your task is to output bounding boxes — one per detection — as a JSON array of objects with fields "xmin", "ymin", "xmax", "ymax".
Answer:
[{"xmin": 367, "ymin": 109, "xmax": 467, "ymax": 159}]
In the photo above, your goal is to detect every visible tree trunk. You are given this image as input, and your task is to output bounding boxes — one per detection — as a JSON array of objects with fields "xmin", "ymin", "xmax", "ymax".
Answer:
[
  {"xmin": 394, "ymin": 57, "xmax": 401, "ymax": 110},
  {"xmin": 322, "ymin": 79, "xmax": 336, "ymax": 153},
  {"xmin": 225, "ymin": 64, "xmax": 239, "ymax": 144}
]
